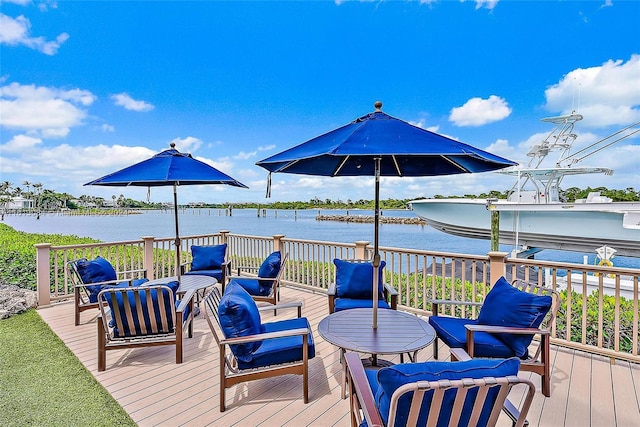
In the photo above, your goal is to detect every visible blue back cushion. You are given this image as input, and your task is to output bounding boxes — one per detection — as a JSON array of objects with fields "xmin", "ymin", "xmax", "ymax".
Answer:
[
  {"xmin": 257, "ymin": 251, "xmax": 282, "ymax": 287},
  {"xmin": 374, "ymin": 357, "xmax": 521, "ymax": 426},
  {"xmin": 218, "ymin": 281, "xmax": 262, "ymax": 361},
  {"xmin": 104, "ymin": 281, "xmax": 179, "ymax": 338},
  {"xmin": 333, "ymin": 259, "xmax": 385, "ymax": 299},
  {"xmin": 76, "ymin": 256, "xmax": 117, "ymax": 298},
  {"xmin": 191, "ymin": 244, "xmax": 227, "ymax": 271},
  {"xmin": 477, "ymin": 277, "xmax": 553, "ymax": 358}
]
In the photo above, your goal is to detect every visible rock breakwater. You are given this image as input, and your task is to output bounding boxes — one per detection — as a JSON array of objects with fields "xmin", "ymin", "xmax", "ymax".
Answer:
[{"xmin": 315, "ymin": 214, "xmax": 426, "ymax": 225}]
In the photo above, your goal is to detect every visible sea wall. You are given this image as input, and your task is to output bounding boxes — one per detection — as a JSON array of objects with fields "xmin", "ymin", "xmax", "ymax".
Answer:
[{"xmin": 315, "ymin": 214, "xmax": 426, "ymax": 225}]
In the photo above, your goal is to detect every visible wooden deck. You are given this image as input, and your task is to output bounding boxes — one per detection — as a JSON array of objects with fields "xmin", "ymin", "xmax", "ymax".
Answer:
[{"xmin": 38, "ymin": 286, "xmax": 640, "ymax": 426}]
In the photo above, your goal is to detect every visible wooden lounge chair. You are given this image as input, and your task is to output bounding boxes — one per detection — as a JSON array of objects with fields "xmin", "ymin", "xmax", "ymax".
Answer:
[
  {"xmin": 68, "ymin": 256, "xmax": 147, "ymax": 325},
  {"xmin": 429, "ymin": 277, "xmax": 560, "ymax": 397},
  {"xmin": 328, "ymin": 258, "xmax": 398, "ymax": 314},
  {"xmin": 228, "ymin": 251, "xmax": 288, "ymax": 313},
  {"xmin": 182, "ymin": 243, "xmax": 231, "ymax": 285},
  {"xmin": 344, "ymin": 351, "xmax": 535, "ymax": 427},
  {"xmin": 97, "ymin": 283, "xmax": 195, "ymax": 371},
  {"xmin": 202, "ymin": 281, "xmax": 315, "ymax": 411}
]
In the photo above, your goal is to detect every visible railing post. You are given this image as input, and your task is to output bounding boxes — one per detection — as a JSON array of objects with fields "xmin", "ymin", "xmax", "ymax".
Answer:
[
  {"xmin": 142, "ymin": 236, "xmax": 156, "ymax": 281},
  {"xmin": 488, "ymin": 251, "xmax": 508, "ymax": 286},
  {"xmin": 35, "ymin": 243, "xmax": 51, "ymax": 307},
  {"xmin": 220, "ymin": 230, "xmax": 230, "ymax": 244},
  {"xmin": 355, "ymin": 241, "xmax": 370, "ymax": 260},
  {"xmin": 272, "ymin": 234, "xmax": 286, "ymax": 252}
]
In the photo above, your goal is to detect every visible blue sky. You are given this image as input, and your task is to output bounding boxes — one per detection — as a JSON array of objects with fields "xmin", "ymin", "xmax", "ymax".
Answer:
[{"xmin": 1, "ymin": 0, "xmax": 639, "ymax": 205}]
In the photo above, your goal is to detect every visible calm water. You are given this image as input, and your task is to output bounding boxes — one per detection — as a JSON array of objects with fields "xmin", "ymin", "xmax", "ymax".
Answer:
[{"xmin": 4, "ymin": 208, "xmax": 639, "ymax": 269}]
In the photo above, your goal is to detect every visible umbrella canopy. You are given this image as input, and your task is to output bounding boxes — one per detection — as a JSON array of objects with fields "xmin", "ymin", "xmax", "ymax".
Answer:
[
  {"xmin": 256, "ymin": 102, "xmax": 517, "ymax": 327},
  {"xmin": 86, "ymin": 143, "xmax": 248, "ymax": 277}
]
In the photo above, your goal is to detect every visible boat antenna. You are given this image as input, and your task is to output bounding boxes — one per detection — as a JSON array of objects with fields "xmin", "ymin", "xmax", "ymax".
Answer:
[{"xmin": 562, "ymin": 121, "xmax": 640, "ymax": 166}]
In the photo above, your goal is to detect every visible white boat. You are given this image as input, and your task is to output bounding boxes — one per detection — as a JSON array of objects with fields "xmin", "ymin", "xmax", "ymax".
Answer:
[{"xmin": 409, "ymin": 114, "xmax": 640, "ymax": 258}]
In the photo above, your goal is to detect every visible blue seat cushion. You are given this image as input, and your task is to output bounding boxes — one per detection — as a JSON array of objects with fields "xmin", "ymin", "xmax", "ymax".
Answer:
[
  {"xmin": 372, "ymin": 357, "xmax": 520, "ymax": 426},
  {"xmin": 334, "ymin": 259, "xmax": 386, "ymax": 299},
  {"xmin": 477, "ymin": 276, "xmax": 553, "ymax": 358},
  {"xmin": 104, "ymin": 281, "xmax": 179, "ymax": 338},
  {"xmin": 428, "ymin": 316, "xmax": 517, "ymax": 358},
  {"xmin": 190, "ymin": 244, "xmax": 227, "ymax": 271},
  {"xmin": 218, "ymin": 281, "xmax": 262, "ymax": 361},
  {"xmin": 230, "ymin": 277, "xmax": 271, "ymax": 297},
  {"xmin": 257, "ymin": 251, "xmax": 281, "ymax": 287},
  {"xmin": 334, "ymin": 298, "xmax": 391, "ymax": 312},
  {"xmin": 237, "ymin": 317, "xmax": 315, "ymax": 370},
  {"xmin": 184, "ymin": 268, "xmax": 224, "ymax": 282}
]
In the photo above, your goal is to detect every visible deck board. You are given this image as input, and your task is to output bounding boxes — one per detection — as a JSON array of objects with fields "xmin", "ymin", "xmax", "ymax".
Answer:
[{"xmin": 37, "ymin": 285, "xmax": 639, "ymax": 426}]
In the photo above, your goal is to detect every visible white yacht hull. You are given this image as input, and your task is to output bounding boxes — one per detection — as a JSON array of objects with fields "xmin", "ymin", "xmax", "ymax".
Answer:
[{"xmin": 409, "ymin": 199, "xmax": 640, "ymax": 257}]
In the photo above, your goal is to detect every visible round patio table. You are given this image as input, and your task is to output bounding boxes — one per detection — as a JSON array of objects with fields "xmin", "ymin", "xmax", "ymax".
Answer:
[{"xmin": 318, "ymin": 307, "xmax": 435, "ymax": 398}]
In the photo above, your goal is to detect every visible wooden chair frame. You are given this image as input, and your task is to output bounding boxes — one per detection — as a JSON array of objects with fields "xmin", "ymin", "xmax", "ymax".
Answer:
[
  {"xmin": 202, "ymin": 285, "xmax": 311, "ymax": 412},
  {"xmin": 327, "ymin": 259, "xmax": 399, "ymax": 314},
  {"xmin": 431, "ymin": 278, "xmax": 560, "ymax": 397},
  {"xmin": 229, "ymin": 252, "xmax": 289, "ymax": 311},
  {"xmin": 97, "ymin": 285, "xmax": 195, "ymax": 371},
  {"xmin": 68, "ymin": 258, "xmax": 147, "ymax": 326},
  {"xmin": 345, "ymin": 352, "xmax": 535, "ymax": 427}
]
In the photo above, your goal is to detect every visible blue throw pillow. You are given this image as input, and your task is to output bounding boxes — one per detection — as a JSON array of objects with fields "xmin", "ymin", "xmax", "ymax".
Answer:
[
  {"xmin": 76, "ymin": 256, "xmax": 118, "ymax": 299},
  {"xmin": 191, "ymin": 244, "xmax": 227, "ymax": 271},
  {"xmin": 76, "ymin": 256, "xmax": 117, "ymax": 284},
  {"xmin": 375, "ymin": 357, "xmax": 521, "ymax": 426},
  {"xmin": 257, "ymin": 251, "xmax": 281, "ymax": 287},
  {"xmin": 333, "ymin": 259, "xmax": 385, "ymax": 299},
  {"xmin": 476, "ymin": 276, "xmax": 553, "ymax": 358},
  {"xmin": 218, "ymin": 281, "xmax": 262, "ymax": 361},
  {"xmin": 104, "ymin": 283, "xmax": 179, "ymax": 338}
]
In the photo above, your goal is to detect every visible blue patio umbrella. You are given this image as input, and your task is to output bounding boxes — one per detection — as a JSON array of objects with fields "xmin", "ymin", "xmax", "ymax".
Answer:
[
  {"xmin": 85, "ymin": 143, "xmax": 248, "ymax": 277},
  {"xmin": 256, "ymin": 101, "xmax": 517, "ymax": 328}
]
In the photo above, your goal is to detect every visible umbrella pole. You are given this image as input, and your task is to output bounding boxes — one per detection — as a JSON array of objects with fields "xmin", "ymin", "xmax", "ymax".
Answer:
[
  {"xmin": 173, "ymin": 184, "xmax": 181, "ymax": 279},
  {"xmin": 372, "ymin": 158, "xmax": 381, "ymax": 329}
]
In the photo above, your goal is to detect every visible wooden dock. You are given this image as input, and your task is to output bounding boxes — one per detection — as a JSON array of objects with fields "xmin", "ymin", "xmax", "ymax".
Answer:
[{"xmin": 38, "ymin": 285, "xmax": 640, "ymax": 426}]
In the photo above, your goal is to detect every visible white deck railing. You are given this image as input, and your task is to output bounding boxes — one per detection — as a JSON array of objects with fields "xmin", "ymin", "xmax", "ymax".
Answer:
[{"xmin": 35, "ymin": 231, "xmax": 640, "ymax": 362}]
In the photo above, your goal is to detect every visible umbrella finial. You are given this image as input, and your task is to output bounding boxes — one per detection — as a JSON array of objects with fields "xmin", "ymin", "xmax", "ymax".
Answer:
[
  {"xmin": 170, "ymin": 142, "xmax": 176, "ymax": 149},
  {"xmin": 374, "ymin": 101, "xmax": 383, "ymax": 112}
]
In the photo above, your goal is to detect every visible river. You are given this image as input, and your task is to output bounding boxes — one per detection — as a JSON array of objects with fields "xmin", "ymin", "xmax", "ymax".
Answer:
[{"xmin": 3, "ymin": 208, "xmax": 639, "ymax": 269}]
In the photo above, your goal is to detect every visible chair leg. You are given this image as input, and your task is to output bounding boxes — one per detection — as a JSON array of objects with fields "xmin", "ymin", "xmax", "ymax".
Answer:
[
  {"xmin": 433, "ymin": 336, "xmax": 439, "ymax": 360},
  {"xmin": 75, "ymin": 289, "xmax": 81, "ymax": 326},
  {"xmin": 98, "ymin": 320, "xmax": 106, "ymax": 371},
  {"xmin": 303, "ymin": 334, "xmax": 309, "ymax": 404},
  {"xmin": 541, "ymin": 335, "xmax": 551, "ymax": 397},
  {"xmin": 219, "ymin": 345, "xmax": 226, "ymax": 412}
]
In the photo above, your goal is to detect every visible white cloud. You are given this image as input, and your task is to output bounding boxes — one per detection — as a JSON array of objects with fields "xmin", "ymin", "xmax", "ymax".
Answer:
[
  {"xmin": 258, "ymin": 144, "xmax": 276, "ymax": 151},
  {"xmin": 0, "ymin": 13, "xmax": 69, "ymax": 55},
  {"xmin": 234, "ymin": 151, "xmax": 257, "ymax": 160},
  {"xmin": 0, "ymin": 134, "xmax": 42, "ymax": 153},
  {"xmin": 474, "ymin": 0, "xmax": 499, "ymax": 11},
  {"xmin": 169, "ymin": 136, "xmax": 202, "ymax": 153},
  {"xmin": 544, "ymin": 55, "xmax": 640, "ymax": 127},
  {"xmin": 449, "ymin": 95, "xmax": 512, "ymax": 127},
  {"xmin": 111, "ymin": 93, "xmax": 154, "ymax": 112},
  {"xmin": 0, "ymin": 82, "xmax": 95, "ymax": 137},
  {"xmin": 101, "ymin": 123, "xmax": 115, "ymax": 132}
]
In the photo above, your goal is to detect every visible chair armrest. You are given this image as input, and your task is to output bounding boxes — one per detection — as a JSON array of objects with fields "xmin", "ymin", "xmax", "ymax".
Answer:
[
  {"xmin": 176, "ymin": 289, "xmax": 197, "ymax": 313},
  {"xmin": 116, "ymin": 268, "xmax": 147, "ymax": 277},
  {"xmin": 257, "ymin": 301, "xmax": 303, "ymax": 317},
  {"xmin": 465, "ymin": 324, "xmax": 550, "ymax": 336},
  {"xmin": 383, "ymin": 283, "xmax": 398, "ymax": 310},
  {"xmin": 430, "ymin": 299, "xmax": 483, "ymax": 315},
  {"xmin": 220, "ymin": 327, "xmax": 310, "ymax": 345},
  {"xmin": 236, "ymin": 265, "xmax": 260, "ymax": 276},
  {"xmin": 344, "ymin": 352, "xmax": 384, "ymax": 427},
  {"xmin": 327, "ymin": 282, "xmax": 337, "ymax": 296}
]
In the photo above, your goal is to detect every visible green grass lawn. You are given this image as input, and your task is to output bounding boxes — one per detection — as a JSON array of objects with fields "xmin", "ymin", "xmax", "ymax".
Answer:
[{"xmin": 0, "ymin": 309, "xmax": 136, "ymax": 427}]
